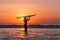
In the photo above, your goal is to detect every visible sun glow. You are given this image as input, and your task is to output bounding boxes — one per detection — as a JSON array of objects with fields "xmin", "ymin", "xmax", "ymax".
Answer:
[{"xmin": 20, "ymin": 17, "xmax": 24, "ymax": 20}]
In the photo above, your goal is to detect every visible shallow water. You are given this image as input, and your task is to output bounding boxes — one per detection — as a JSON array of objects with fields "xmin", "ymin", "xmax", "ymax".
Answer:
[{"xmin": 0, "ymin": 28, "xmax": 60, "ymax": 40}]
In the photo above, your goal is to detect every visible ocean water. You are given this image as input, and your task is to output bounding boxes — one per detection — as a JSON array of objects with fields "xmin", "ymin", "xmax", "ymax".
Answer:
[{"xmin": 0, "ymin": 28, "xmax": 60, "ymax": 40}]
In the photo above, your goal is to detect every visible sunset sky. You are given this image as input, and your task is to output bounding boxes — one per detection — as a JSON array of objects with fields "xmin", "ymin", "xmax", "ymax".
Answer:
[{"xmin": 0, "ymin": 0, "xmax": 60, "ymax": 25}]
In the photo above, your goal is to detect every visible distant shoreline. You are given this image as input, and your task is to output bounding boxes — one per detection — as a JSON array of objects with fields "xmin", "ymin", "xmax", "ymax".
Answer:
[{"xmin": 0, "ymin": 25, "xmax": 60, "ymax": 28}]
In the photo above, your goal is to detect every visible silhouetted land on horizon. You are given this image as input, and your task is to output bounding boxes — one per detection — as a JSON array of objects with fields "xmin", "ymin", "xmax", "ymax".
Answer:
[{"xmin": 0, "ymin": 25, "xmax": 60, "ymax": 28}]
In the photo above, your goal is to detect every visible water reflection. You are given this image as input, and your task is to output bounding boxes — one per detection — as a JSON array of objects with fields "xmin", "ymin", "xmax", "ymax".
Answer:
[
  {"xmin": 0, "ymin": 28, "xmax": 60, "ymax": 40},
  {"xmin": 12, "ymin": 28, "xmax": 28, "ymax": 39},
  {"xmin": 0, "ymin": 28, "xmax": 27, "ymax": 39}
]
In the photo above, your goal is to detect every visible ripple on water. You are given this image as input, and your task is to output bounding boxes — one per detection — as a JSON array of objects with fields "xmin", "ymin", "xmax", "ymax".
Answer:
[{"xmin": 0, "ymin": 28, "xmax": 60, "ymax": 40}]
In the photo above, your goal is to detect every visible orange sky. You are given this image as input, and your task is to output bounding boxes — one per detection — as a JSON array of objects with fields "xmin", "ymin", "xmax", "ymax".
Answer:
[{"xmin": 0, "ymin": 0, "xmax": 60, "ymax": 25}]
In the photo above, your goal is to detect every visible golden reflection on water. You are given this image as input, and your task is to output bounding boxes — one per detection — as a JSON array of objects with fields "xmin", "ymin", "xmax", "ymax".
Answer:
[
  {"xmin": 17, "ymin": 28, "xmax": 25, "ymax": 30},
  {"xmin": 14, "ymin": 28, "xmax": 27, "ymax": 38},
  {"xmin": 0, "ymin": 28, "xmax": 60, "ymax": 40},
  {"xmin": 0, "ymin": 28, "xmax": 29, "ymax": 38},
  {"xmin": 15, "ymin": 33, "xmax": 26, "ymax": 38}
]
